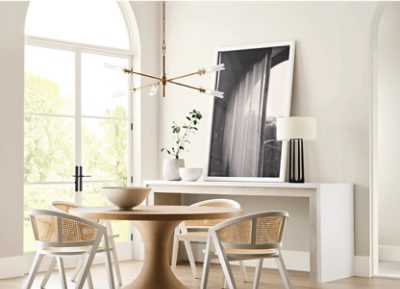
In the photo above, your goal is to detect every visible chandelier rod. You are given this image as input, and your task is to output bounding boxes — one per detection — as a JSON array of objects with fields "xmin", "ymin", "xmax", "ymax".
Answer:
[
  {"xmin": 108, "ymin": 2, "xmax": 224, "ymax": 98},
  {"xmin": 167, "ymin": 70, "xmax": 206, "ymax": 82},
  {"xmin": 162, "ymin": 2, "xmax": 167, "ymax": 97},
  {"xmin": 168, "ymin": 80, "xmax": 206, "ymax": 93},
  {"xmin": 123, "ymin": 68, "xmax": 163, "ymax": 81}
]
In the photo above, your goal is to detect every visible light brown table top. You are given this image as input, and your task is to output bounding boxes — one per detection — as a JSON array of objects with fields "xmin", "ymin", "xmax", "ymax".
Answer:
[{"xmin": 70, "ymin": 205, "xmax": 242, "ymax": 221}]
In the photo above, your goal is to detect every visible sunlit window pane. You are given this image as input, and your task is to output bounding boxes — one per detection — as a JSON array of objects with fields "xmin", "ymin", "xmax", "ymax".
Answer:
[
  {"xmin": 25, "ymin": 46, "xmax": 75, "ymax": 115},
  {"xmin": 24, "ymin": 115, "xmax": 75, "ymax": 182},
  {"xmin": 25, "ymin": 0, "xmax": 129, "ymax": 49},
  {"xmin": 82, "ymin": 53, "xmax": 129, "ymax": 117},
  {"xmin": 82, "ymin": 118, "xmax": 128, "ymax": 182}
]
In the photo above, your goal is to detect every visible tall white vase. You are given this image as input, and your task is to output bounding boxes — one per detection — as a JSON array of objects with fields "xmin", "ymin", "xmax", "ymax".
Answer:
[{"xmin": 162, "ymin": 159, "xmax": 185, "ymax": 181}]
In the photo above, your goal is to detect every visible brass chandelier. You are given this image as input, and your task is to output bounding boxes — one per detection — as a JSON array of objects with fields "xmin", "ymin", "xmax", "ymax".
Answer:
[{"xmin": 108, "ymin": 2, "xmax": 225, "ymax": 98}]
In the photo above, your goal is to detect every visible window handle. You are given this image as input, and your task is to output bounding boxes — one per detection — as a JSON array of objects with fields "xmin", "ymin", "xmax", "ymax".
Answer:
[
  {"xmin": 79, "ymin": 166, "xmax": 91, "ymax": 191},
  {"xmin": 73, "ymin": 166, "xmax": 79, "ymax": 192},
  {"xmin": 73, "ymin": 166, "xmax": 92, "ymax": 192}
]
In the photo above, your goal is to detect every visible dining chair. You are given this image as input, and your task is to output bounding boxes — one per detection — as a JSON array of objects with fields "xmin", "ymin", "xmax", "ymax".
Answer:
[
  {"xmin": 200, "ymin": 211, "xmax": 292, "ymax": 289},
  {"xmin": 25, "ymin": 209, "xmax": 115, "ymax": 289},
  {"xmin": 43, "ymin": 201, "xmax": 122, "ymax": 288},
  {"xmin": 171, "ymin": 198, "xmax": 248, "ymax": 284}
]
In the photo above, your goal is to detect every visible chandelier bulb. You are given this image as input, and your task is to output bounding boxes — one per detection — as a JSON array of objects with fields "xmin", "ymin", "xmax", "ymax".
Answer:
[
  {"xmin": 149, "ymin": 83, "xmax": 160, "ymax": 96},
  {"xmin": 202, "ymin": 88, "xmax": 224, "ymax": 99},
  {"xmin": 204, "ymin": 63, "xmax": 225, "ymax": 73},
  {"xmin": 104, "ymin": 63, "xmax": 126, "ymax": 72}
]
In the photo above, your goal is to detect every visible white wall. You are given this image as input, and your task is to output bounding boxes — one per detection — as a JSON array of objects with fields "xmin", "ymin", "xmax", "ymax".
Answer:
[
  {"xmin": 377, "ymin": 3, "xmax": 400, "ymax": 251},
  {"xmin": 159, "ymin": 1, "xmax": 378, "ymax": 256},
  {"xmin": 129, "ymin": 1, "xmax": 160, "ymax": 185},
  {"xmin": 0, "ymin": 1, "xmax": 29, "ymax": 259}
]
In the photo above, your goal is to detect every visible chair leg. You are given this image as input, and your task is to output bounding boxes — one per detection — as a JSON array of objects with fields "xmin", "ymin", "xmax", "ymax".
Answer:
[
  {"xmin": 103, "ymin": 234, "xmax": 116, "ymax": 289},
  {"xmin": 252, "ymin": 258, "xmax": 263, "ymax": 289},
  {"xmin": 222, "ymin": 261, "xmax": 246, "ymax": 288},
  {"xmin": 40, "ymin": 257, "xmax": 56, "ymax": 289},
  {"xmin": 71, "ymin": 256, "xmax": 84, "ymax": 282},
  {"xmin": 212, "ymin": 235, "xmax": 237, "ymax": 289},
  {"xmin": 109, "ymin": 238, "xmax": 122, "ymax": 286},
  {"xmin": 276, "ymin": 254, "xmax": 292, "ymax": 289},
  {"xmin": 56, "ymin": 256, "xmax": 68, "ymax": 289},
  {"xmin": 75, "ymin": 244, "xmax": 99, "ymax": 289},
  {"xmin": 183, "ymin": 239, "xmax": 199, "ymax": 279},
  {"xmin": 86, "ymin": 271, "xmax": 94, "ymax": 289},
  {"xmin": 25, "ymin": 252, "xmax": 44, "ymax": 289},
  {"xmin": 171, "ymin": 234, "xmax": 179, "ymax": 273},
  {"xmin": 105, "ymin": 222, "xmax": 122, "ymax": 287},
  {"xmin": 200, "ymin": 236, "xmax": 213, "ymax": 289},
  {"xmin": 239, "ymin": 260, "xmax": 249, "ymax": 282},
  {"xmin": 221, "ymin": 275, "xmax": 227, "ymax": 289}
]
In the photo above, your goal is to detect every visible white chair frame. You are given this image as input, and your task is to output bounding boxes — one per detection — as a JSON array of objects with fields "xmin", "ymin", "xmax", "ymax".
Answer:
[
  {"xmin": 200, "ymin": 211, "xmax": 292, "ymax": 289},
  {"xmin": 171, "ymin": 199, "xmax": 248, "ymax": 284},
  {"xmin": 44, "ymin": 201, "xmax": 122, "ymax": 288},
  {"xmin": 25, "ymin": 209, "xmax": 115, "ymax": 289}
]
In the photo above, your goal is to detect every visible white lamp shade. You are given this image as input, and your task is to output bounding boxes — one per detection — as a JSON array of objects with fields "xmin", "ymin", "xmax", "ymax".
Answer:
[{"xmin": 276, "ymin": 117, "xmax": 317, "ymax": 141}]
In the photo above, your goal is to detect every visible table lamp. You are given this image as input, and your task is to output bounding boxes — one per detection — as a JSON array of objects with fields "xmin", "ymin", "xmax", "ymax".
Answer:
[{"xmin": 276, "ymin": 117, "xmax": 317, "ymax": 183}]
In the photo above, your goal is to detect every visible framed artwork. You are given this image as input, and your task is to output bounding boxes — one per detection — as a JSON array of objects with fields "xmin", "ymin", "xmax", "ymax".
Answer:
[{"xmin": 205, "ymin": 41, "xmax": 295, "ymax": 182}]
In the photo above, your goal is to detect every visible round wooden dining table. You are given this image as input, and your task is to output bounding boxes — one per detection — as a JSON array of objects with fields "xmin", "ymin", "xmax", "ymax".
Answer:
[{"xmin": 71, "ymin": 205, "xmax": 242, "ymax": 289}]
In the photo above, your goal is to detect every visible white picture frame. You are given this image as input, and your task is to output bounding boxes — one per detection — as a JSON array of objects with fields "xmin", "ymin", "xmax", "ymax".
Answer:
[{"xmin": 204, "ymin": 41, "xmax": 295, "ymax": 182}]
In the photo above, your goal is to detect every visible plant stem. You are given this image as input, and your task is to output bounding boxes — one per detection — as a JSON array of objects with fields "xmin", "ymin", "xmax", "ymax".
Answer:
[{"xmin": 175, "ymin": 119, "xmax": 193, "ymax": 158}]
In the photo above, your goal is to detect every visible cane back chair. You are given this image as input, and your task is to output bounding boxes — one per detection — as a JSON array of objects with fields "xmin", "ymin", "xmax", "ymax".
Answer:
[
  {"xmin": 200, "ymin": 211, "xmax": 292, "ymax": 289},
  {"xmin": 172, "ymin": 199, "xmax": 248, "ymax": 283},
  {"xmin": 45, "ymin": 201, "xmax": 122, "ymax": 288},
  {"xmin": 25, "ymin": 209, "xmax": 115, "ymax": 289}
]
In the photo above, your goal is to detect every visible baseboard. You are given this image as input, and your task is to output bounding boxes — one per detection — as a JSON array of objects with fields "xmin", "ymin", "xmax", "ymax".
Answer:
[
  {"xmin": 0, "ymin": 255, "xmax": 25, "ymax": 279},
  {"xmin": 379, "ymin": 245, "xmax": 400, "ymax": 262},
  {"xmin": 354, "ymin": 255, "xmax": 371, "ymax": 277}
]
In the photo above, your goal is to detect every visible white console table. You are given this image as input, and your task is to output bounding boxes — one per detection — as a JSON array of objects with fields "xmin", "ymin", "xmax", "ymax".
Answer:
[{"xmin": 144, "ymin": 180, "xmax": 354, "ymax": 283}]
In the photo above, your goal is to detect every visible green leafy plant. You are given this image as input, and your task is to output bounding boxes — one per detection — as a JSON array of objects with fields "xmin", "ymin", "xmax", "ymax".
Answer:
[{"xmin": 161, "ymin": 109, "xmax": 202, "ymax": 159}]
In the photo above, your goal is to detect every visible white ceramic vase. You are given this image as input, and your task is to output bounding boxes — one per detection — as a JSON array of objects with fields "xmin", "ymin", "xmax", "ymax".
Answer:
[{"xmin": 162, "ymin": 159, "xmax": 185, "ymax": 181}]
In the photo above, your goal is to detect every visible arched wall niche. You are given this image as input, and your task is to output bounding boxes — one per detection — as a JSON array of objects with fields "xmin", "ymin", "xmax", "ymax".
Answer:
[{"xmin": 371, "ymin": 1, "xmax": 400, "ymax": 277}]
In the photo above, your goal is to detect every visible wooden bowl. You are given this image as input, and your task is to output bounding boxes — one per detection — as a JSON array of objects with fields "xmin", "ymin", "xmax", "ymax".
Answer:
[{"xmin": 102, "ymin": 187, "xmax": 151, "ymax": 210}]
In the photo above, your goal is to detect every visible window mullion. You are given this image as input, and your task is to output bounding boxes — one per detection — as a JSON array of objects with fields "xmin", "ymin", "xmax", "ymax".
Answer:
[
  {"xmin": 129, "ymin": 55, "xmax": 134, "ymax": 186},
  {"xmin": 75, "ymin": 50, "xmax": 82, "ymax": 204}
]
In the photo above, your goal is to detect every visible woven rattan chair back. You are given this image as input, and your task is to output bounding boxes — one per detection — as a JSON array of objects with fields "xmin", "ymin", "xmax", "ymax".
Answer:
[
  {"xmin": 185, "ymin": 199, "xmax": 241, "ymax": 227},
  {"xmin": 49, "ymin": 200, "xmax": 100, "ymax": 223},
  {"xmin": 30, "ymin": 209, "xmax": 103, "ymax": 248},
  {"xmin": 49, "ymin": 200, "xmax": 80, "ymax": 213},
  {"xmin": 213, "ymin": 211, "xmax": 289, "ymax": 250}
]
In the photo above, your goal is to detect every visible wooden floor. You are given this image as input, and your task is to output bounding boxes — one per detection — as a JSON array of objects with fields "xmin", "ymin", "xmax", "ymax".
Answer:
[{"xmin": 1, "ymin": 260, "xmax": 400, "ymax": 289}]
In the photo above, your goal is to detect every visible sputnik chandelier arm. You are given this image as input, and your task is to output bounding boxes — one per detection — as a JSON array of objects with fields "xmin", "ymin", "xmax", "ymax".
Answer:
[{"xmin": 107, "ymin": 2, "xmax": 225, "ymax": 99}]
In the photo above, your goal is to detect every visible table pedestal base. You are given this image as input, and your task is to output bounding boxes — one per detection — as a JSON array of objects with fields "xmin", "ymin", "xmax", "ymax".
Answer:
[{"xmin": 123, "ymin": 220, "xmax": 187, "ymax": 289}]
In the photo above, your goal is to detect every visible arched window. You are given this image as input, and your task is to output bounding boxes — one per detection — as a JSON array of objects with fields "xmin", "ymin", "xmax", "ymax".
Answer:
[
  {"xmin": 24, "ymin": 0, "xmax": 136, "ymax": 252},
  {"xmin": 26, "ymin": 0, "xmax": 130, "ymax": 49}
]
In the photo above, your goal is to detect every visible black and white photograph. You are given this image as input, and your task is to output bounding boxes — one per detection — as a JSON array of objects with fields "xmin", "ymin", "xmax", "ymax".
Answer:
[{"xmin": 206, "ymin": 42, "xmax": 295, "ymax": 181}]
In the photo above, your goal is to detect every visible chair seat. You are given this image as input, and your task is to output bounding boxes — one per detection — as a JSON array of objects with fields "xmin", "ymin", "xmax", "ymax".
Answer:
[
  {"xmin": 176, "ymin": 231, "xmax": 208, "ymax": 242},
  {"xmin": 40, "ymin": 246, "xmax": 108, "ymax": 256},
  {"xmin": 207, "ymin": 247, "xmax": 279, "ymax": 259},
  {"xmin": 225, "ymin": 248, "xmax": 278, "ymax": 255}
]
